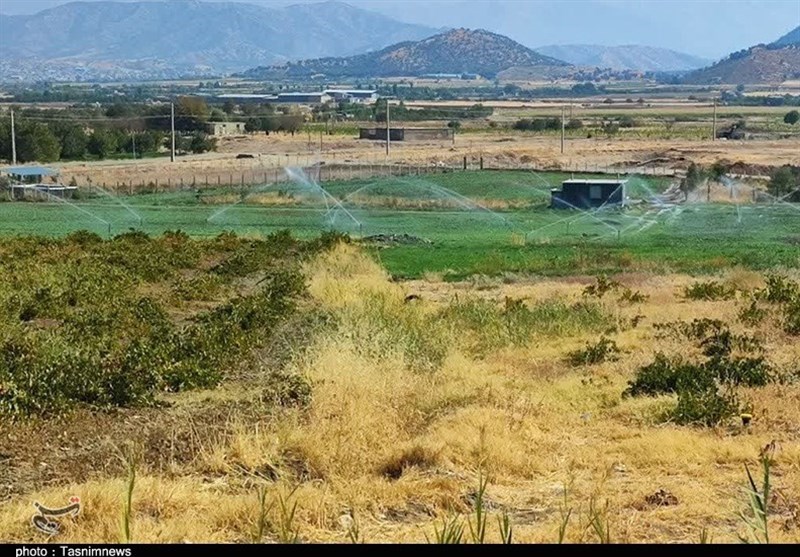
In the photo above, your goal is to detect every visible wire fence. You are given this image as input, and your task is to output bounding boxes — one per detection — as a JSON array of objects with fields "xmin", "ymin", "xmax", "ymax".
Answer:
[{"xmin": 67, "ymin": 159, "xmax": 680, "ymax": 195}]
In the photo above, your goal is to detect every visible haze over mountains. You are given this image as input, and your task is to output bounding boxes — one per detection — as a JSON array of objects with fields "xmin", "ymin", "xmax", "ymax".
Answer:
[
  {"xmin": 0, "ymin": 1, "xmax": 438, "ymax": 80},
  {"xmin": 0, "ymin": 1, "xmax": 797, "ymax": 83},
  {"xmin": 534, "ymin": 45, "xmax": 711, "ymax": 72}
]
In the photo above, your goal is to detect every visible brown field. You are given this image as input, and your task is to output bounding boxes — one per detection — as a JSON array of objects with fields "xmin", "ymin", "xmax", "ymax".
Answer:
[
  {"xmin": 1, "ymin": 245, "xmax": 798, "ymax": 543},
  {"xmin": 56, "ymin": 131, "xmax": 800, "ymax": 190}
]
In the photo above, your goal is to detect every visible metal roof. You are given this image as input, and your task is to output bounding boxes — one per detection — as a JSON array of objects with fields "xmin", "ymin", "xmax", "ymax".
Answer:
[
  {"xmin": 215, "ymin": 94, "xmax": 277, "ymax": 99},
  {"xmin": 2, "ymin": 166, "xmax": 59, "ymax": 176},
  {"xmin": 324, "ymin": 89, "xmax": 377, "ymax": 94},
  {"xmin": 562, "ymin": 179, "xmax": 627, "ymax": 185}
]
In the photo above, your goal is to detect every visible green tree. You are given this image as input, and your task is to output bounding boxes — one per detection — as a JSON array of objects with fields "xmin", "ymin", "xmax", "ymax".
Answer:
[
  {"xmin": 784, "ymin": 110, "xmax": 800, "ymax": 125},
  {"xmin": 134, "ymin": 131, "xmax": 164, "ymax": 154},
  {"xmin": 87, "ymin": 129, "xmax": 118, "ymax": 160},
  {"xmin": 768, "ymin": 166, "xmax": 796, "ymax": 196},
  {"xmin": 15, "ymin": 122, "xmax": 61, "ymax": 163},
  {"xmin": 680, "ymin": 162, "xmax": 705, "ymax": 200},
  {"xmin": 189, "ymin": 133, "xmax": 217, "ymax": 154},
  {"xmin": 175, "ymin": 96, "xmax": 210, "ymax": 132},
  {"xmin": 710, "ymin": 160, "xmax": 729, "ymax": 182},
  {"xmin": 208, "ymin": 108, "xmax": 227, "ymax": 122}
]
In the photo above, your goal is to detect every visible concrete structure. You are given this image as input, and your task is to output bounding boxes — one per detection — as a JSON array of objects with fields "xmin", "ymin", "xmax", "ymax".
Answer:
[
  {"xmin": 550, "ymin": 179, "xmax": 627, "ymax": 209},
  {"xmin": 206, "ymin": 121, "xmax": 247, "ymax": 136},
  {"xmin": 1, "ymin": 166, "xmax": 77, "ymax": 199},
  {"xmin": 324, "ymin": 89, "xmax": 378, "ymax": 104},
  {"xmin": 213, "ymin": 94, "xmax": 277, "ymax": 104},
  {"xmin": 359, "ymin": 127, "xmax": 455, "ymax": 141},
  {"xmin": 276, "ymin": 92, "xmax": 332, "ymax": 105}
]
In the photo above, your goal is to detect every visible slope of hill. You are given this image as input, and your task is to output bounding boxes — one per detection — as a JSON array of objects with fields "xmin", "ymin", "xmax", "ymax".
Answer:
[
  {"xmin": 683, "ymin": 25, "xmax": 800, "ymax": 85},
  {"xmin": 534, "ymin": 44, "xmax": 710, "ymax": 72},
  {"xmin": 772, "ymin": 25, "xmax": 800, "ymax": 47},
  {"xmin": 0, "ymin": 0, "xmax": 438, "ymax": 80},
  {"xmin": 243, "ymin": 28, "xmax": 568, "ymax": 79},
  {"xmin": 684, "ymin": 46, "xmax": 800, "ymax": 84}
]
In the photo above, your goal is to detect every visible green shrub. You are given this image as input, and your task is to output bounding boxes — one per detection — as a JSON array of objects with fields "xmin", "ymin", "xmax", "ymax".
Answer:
[
  {"xmin": 683, "ymin": 281, "xmax": 736, "ymax": 301},
  {"xmin": 671, "ymin": 388, "xmax": 740, "ymax": 426},
  {"xmin": 626, "ymin": 317, "xmax": 773, "ymax": 427},
  {"xmin": 567, "ymin": 336, "xmax": 621, "ymax": 366},
  {"xmin": 583, "ymin": 275, "xmax": 620, "ymax": 299},
  {"xmin": 756, "ymin": 274, "xmax": 798, "ymax": 305},
  {"xmin": 0, "ymin": 232, "xmax": 333, "ymax": 417},
  {"xmin": 625, "ymin": 353, "xmax": 716, "ymax": 397},
  {"xmin": 738, "ymin": 299, "xmax": 768, "ymax": 326},
  {"xmin": 619, "ymin": 288, "xmax": 649, "ymax": 304}
]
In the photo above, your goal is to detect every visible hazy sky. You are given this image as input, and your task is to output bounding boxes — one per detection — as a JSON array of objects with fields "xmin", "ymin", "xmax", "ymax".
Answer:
[{"xmin": 1, "ymin": 0, "xmax": 798, "ymax": 58}]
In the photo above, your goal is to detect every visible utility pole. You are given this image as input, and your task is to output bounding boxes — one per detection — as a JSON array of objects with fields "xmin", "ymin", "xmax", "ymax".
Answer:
[
  {"xmin": 385, "ymin": 99, "xmax": 390, "ymax": 158},
  {"xmin": 131, "ymin": 132, "xmax": 136, "ymax": 160},
  {"xmin": 712, "ymin": 99, "xmax": 717, "ymax": 141},
  {"xmin": 170, "ymin": 102, "xmax": 176, "ymax": 162},
  {"xmin": 10, "ymin": 109, "xmax": 17, "ymax": 165},
  {"xmin": 560, "ymin": 105, "xmax": 565, "ymax": 154}
]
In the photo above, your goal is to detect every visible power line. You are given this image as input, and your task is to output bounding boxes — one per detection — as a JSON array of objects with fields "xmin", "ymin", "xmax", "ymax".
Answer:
[{"xmin": 0, "ymin": 114, "xmax": 192, "ymax": 122}]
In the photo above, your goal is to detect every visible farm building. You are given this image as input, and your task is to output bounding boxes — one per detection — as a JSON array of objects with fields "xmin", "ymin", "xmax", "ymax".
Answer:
[
  {"xmin": 324, "ymin": 89, "xmax": 378, "ymax": 103},
  {"xmin": 550, "ymin": 179, "xmax": 627, "ymax": 209},
  {"xmin": 359, "ymin": 127, "xmax": 455, "ymax": 141},
  {"xmin": 206, "ymin": 121, "xmax": 247, "ymax": 136},
  {"xmin": 213, "ymin": 94, "xmax": 278, "ymax": 104},
  {"xmin": 1, "ymin": 166, "xmax": 77, "ymax": 199},
  {"xmin": 276, "ymin": 92, "xmax": 333, "ymax": 105}
]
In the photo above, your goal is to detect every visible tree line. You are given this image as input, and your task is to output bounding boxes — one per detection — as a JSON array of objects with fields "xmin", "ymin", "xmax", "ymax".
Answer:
[{"xmin": 0, "ymin": 97, "xmax": 219, "ymax": 163}]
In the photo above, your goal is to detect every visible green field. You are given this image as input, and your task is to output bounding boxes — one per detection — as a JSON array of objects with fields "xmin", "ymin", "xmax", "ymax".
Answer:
[{"xmin": 1, "ymin": 170, "xmax": 798, "ymax": 278}]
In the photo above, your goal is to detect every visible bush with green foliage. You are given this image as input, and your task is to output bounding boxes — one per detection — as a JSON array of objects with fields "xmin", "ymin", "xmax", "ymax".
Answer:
[
  {"xmin": 784, "ymin": 110, "xmax": 800, "ymax": 125},
  {"xmin": 683, "ymin": 280, "xmax": 737, "ymax": 301},
  {"xmin": 567, "ymin": 336, "xmax": 621, "ymax": 366},
  {"xmin": 0, "ymin": 230, "xmax": 339, "ymax": 416},
  {"xmin": 626, "ymin": 318, "xmax": 773, "ymax": 426}
]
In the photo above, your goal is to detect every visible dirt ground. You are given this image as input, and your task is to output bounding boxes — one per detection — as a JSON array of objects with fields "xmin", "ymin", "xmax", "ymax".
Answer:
[{"xmin": 56, "ymin": 132, "xmax": 800, "ymax": 189}]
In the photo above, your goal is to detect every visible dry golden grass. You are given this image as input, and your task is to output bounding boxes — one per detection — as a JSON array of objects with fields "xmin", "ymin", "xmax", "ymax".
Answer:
[{"xmin": 1, "ymin": 245, "xmax": 798, "ymax": 543}]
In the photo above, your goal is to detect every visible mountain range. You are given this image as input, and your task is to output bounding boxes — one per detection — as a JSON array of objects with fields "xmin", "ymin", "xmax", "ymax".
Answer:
[
  {"xmin": 0, "ymin": 0, "xmax": 438, "ymax": 79},
  {"xmin": 0, "ymin": 1, "xmax": 797, "ymax": 84},
  {"xmin": 534, "ymin": 44, "xmax": 711, "ymax": 72},
  {"xmin": 684, "ymin": 26, "xmax": 800, "ymax": 84},
  {"xmin": 243, "ymin": 28, "xmax": 567, "ymax": 79}
]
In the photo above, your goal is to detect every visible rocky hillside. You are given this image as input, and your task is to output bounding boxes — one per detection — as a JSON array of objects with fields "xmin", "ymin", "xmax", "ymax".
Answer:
[
  {"xmin": 243, "ymin": 28, "xmax": 569, "ymax": 79},
  {"xmin": 684, "ymin": 26, "xmax": 800, "ymax": 84},
  {"xmin": 684, "ymin": 46, "xmax": 800, "ymax": 84},
  {"xmin": 534, "ymin": 44, "xmax": 710, "ymax": 72},
  {"xmin": 0, "ymin": 0, "xmax": 438, "ymax": 79}
]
